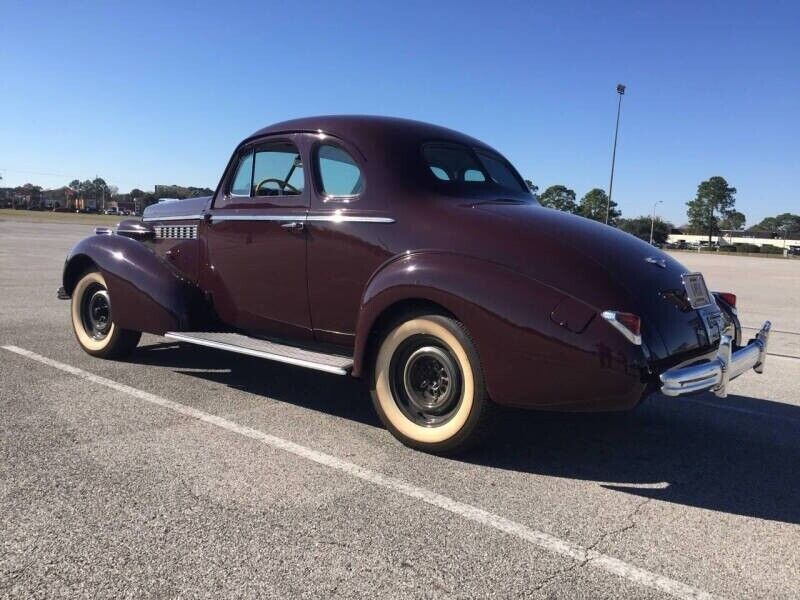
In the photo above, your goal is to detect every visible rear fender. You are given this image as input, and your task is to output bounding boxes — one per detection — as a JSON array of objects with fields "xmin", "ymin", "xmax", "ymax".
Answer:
[
  {"xmin": 63, "ymin": 233, "xmax": 202, "ymax": 335},
  {"xmin": 353, "ymin": 251, "xmax": 648, "ymax": 409}
]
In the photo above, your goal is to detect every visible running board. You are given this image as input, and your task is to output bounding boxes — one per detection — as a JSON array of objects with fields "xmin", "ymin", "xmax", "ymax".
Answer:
[{"xmin": 164, "ymin": 331, "xmax": 353, "ymax": 375}]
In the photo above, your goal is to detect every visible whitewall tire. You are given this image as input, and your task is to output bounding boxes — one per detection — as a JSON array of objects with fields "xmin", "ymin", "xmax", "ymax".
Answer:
[
  {"xmin": 70, "ymin": 270, "xmax": 141, "ymax": 358},
  {"xmin": 371, "ymin": 314, "xmax": 494, "ymax": 454}
]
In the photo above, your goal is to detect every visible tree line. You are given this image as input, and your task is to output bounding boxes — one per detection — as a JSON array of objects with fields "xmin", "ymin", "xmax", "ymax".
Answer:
[
  {"xmin": 1, "ymin": 178, "xmax": 214, "ymax": 212},
  {"xmin": 525, "ymin": 182, "xmax": 622, "ymax": 224},
  {"xmin": 526, "ymin": 175, "xmax": 799, "ymax": 244},
  {"xmin": 6, "ymin": 173, "xmax": 797, "ymax": 242}
]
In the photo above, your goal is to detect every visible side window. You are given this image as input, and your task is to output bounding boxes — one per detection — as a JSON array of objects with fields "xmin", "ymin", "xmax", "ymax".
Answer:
[
  {"xmin": 230, "ymin": 150, "xmax": 254, "ymax": 196},
  {"xmin": 252, "ymin": 142, "xmax": 304, "ymax": 196},
  {"xmin": 317, "ymin": 144, "xmax": 363, "ymax": 197}
]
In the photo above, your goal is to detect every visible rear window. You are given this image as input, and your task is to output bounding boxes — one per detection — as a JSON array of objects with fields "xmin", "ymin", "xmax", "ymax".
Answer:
[{"xmin": 422, "ymin": 143, "xmax": 525, "ymax": 193}]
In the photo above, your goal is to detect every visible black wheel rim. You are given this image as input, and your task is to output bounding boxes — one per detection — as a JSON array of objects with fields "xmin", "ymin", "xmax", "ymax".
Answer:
[
  {"xmin": 389, "ymin": 335, "xmax": 463, "ymax": 427},
  {"xmin": 81, "ymin": 283, "xmax": 112, "ymax": 340}
]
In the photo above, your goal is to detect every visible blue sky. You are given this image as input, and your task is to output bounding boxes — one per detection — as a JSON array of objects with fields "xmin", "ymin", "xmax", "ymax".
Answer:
[{"xmin": 1, "ymin": 0, "xmax": 798, "ymax": 225}]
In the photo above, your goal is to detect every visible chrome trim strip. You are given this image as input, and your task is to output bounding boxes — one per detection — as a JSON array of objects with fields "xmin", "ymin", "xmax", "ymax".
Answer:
[
  {"xmin": 209, "ymin": 214, "xmax": 394, "ymax": 224},
  {"xmin": 306, "ymin": 215, "xmax": 395, "ymax": 223},
  {"xmin": 164, "ymin": 332, "xmax": 350, "ymax": 375},
  {"xmin": 660, "ymin": 320, "xmax": 770, "ymax": 397},
  {"xmin": 142, "ymin": 214, "xmax": 204, "ymax": 222},
  {"xmin": 210, "ymin": 215, "xmax": 302, "ymax": 222}
]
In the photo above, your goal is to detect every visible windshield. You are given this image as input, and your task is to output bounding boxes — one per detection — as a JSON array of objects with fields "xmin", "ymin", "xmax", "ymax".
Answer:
[{"xmin": 422, "ymin": 142, "xmax": 529, "ymax": 195}]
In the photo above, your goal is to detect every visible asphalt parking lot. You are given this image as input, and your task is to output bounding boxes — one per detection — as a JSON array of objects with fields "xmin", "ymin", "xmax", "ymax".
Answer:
[{"xmin": 2, "ymin": 220, "xmax": 799, "ymax": 599}]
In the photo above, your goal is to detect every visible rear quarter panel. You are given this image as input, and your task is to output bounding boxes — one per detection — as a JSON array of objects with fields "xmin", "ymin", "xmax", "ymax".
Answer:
[{"xmin": 355, "ymin": 251, "xmax": 648, "ymax": 410}]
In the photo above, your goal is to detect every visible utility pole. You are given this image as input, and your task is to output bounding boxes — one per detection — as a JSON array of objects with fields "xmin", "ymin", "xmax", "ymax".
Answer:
[
  {"xmin": 606, "ymin": 83, "xmax": 626, "ymax": 224},
  {"xmin": 649, "ymin": 200, "xmax": 663, "ymax": 245}
]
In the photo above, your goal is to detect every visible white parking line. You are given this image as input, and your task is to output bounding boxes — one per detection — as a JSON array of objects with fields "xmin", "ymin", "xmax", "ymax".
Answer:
[{"xmin": 2, "ymin": 345, "xmax": 719, "ymax": 600}]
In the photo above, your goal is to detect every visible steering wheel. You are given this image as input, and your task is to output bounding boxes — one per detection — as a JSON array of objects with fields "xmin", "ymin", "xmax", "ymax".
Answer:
[{"xmin": 254, "ymin": 177, "xmax": 299, "ymax": 196}]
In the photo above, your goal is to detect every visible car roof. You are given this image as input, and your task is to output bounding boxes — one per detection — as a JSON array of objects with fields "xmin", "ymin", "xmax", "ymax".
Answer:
[{"xmin": 245, "ymin": 115, "xmax": 496, "ymax": 153}]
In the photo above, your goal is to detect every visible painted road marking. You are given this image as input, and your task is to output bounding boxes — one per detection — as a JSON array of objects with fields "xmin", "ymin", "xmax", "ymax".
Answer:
[{"xmin": 3, "ymin": 345, "xmax": 719, "ymax": 600}]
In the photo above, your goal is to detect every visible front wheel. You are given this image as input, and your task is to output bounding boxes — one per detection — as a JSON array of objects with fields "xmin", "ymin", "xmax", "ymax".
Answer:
[
  {"xmin": 70, "ymin": 270, "xmax": 141, "ymax": 358},
  {"xmin": 370, "ymin": 314, "xmax": 495, "ymax": 454}
]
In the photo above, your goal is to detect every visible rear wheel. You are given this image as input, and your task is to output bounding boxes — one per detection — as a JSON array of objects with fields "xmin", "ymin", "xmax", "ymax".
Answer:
[
  {"xmin": 70, "ymin": 270, "xmax": 141, "ymax": 358},
  {"xmin": 370, "ymin": 314, "xmax": 494, "ymax": 454}
]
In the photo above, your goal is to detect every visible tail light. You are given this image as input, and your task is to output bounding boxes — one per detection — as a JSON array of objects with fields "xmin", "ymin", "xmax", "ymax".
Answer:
[
  {"xmin": 601, "ymin": 311, "xmax": 642, "ymax": 345},
  {"xmin": 715, "ymin": 292, "xmax": 737, "ymax": 308}
]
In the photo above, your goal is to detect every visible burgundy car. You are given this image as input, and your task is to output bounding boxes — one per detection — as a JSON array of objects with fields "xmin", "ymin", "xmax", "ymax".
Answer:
[{"xmin": 58, "ymin": 116, "xmax": 771, "ymax": 454}]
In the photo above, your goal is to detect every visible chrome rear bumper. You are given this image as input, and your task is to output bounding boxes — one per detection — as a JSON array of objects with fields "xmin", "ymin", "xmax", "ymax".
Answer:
[{"xmin": 659, "ymin": 321, "xmax": 770, "ymax": 398}]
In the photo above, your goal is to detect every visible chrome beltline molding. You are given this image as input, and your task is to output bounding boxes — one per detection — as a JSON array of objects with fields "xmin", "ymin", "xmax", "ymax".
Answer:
[
  {"xmin": 307, "ymin": 215, "xmax": 395, "ymax": 223},
  {"xmin": 144, "ymin": 213, "xmax": 394, "ymax": 224},
  {"xmin": 209, "ymin": 214, "xmax": 394, "ymax": 223},
  {"xmin": 143, "ymin": 214, "xmax": 204, "ymax": 222}
]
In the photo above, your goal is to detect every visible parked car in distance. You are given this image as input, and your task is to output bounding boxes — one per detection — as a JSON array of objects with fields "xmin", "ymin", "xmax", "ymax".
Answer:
[
  {"xmin": 57, "ymin": 116, "xmax": 772, "ymax": 454},
  {"xmin": 788, "ymin": 245, "xmax": 800, "ymax": 256}
]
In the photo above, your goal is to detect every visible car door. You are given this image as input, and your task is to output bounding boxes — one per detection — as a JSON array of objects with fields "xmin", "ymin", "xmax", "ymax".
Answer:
[
  {"xmin": 203, "ymin": 134, "xmax": 312, "ymax": 340},
  {"xmin": 304, "ymin": 135, "xmax": 396, "ymax": 346}
]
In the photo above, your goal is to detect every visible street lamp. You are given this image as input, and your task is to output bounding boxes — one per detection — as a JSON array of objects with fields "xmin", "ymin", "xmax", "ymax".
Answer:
[
  {"xmin": 606, "ymin": 83, "xmax": 626, "ymax": 224},
  {"xmin": 649, "ymin": 200, "xmax": 663, "ymax": 245}
]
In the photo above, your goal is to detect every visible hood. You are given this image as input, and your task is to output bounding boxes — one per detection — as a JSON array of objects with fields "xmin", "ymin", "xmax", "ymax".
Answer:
[{"xmin": 142, "ymin": 196, "xmax": 211, "ymax": 221}]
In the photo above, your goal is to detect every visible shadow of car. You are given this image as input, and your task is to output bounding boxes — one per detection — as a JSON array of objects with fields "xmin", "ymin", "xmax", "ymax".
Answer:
[{"xmin": 133, "ymin": 341, "xmax": 800, "ymax": 525}]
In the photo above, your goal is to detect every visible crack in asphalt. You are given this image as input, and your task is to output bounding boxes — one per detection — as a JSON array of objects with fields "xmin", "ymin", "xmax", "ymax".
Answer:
[{"xmin": 533, "ymin": 497, "xmax": 653, "ymax": 594}]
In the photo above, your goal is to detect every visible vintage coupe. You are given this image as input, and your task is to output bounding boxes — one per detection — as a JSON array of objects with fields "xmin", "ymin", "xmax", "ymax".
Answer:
[{"xmin": 59, "ymin": 116, "xmax": 771, "ymax": 453}]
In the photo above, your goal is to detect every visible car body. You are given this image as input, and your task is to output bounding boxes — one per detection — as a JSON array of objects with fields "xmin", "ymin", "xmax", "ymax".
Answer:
[{"xmin": 58, "ymin": 116, "xmax": 771, "ymax": 453}]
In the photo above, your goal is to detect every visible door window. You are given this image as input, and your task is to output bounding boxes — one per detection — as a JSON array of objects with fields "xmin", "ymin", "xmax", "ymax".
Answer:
[
  {"xmin": 317, "ymin": 144, "xmax": 363, "ymax": 197},
  {"xmin": 252, "ymin": 142, "xmax": 304, "ymax": 197}
]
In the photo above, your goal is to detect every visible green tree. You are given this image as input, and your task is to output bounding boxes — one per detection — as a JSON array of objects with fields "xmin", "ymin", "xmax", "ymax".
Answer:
[
  {"xmin": 718, "ymin": 210, "xmax": 746, "ymax": 231},
  {"xmin": 748, "ymin": 213, "xmax": 800, "ymax": 238},
  {"xmin": 79, "ymin": 179, "xmax": 95, "ymax": 199},
  {"xmin": 538, "ymin": 185, "xmax": 579, "ymax": 214},
  {"xmin": 618, "ymin": 216, "xmax": 673, "ymax": 245},
  {"xmin": 686, "ymin": 176, "xmax": 737, "ymax": 244},
  {"xmin": 579, "ymin": 188, "xmax": 620, "ymax": 224},
  {"xmin": 524, "ymin": 179, "xmax": 539, "ymax": 194},
  {"xmin": 140, "ymin": 192, "xmax": 157, "ymax": 209}
]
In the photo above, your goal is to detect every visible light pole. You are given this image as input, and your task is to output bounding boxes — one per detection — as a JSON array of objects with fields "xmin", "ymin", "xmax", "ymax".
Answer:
[
  {"xmin": 606, "ymin": 83, "xmax": 626, "ymax": 224},
  {"xmin": 649, "ymin": 200, "xmax": 663, "ymax": 245}
]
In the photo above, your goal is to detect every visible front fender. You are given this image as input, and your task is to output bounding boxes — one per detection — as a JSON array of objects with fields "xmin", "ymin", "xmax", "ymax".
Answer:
[
  {"xmin": 353, "ymin": 251, "xmax": 647, "ymax": 410},
  {"xmin": 63, "ymin": 234, "xmax": 202, "ymax": 335}
]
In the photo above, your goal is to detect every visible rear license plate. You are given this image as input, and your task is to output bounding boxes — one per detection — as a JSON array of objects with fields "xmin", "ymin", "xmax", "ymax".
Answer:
[{"xmin": 683, "ymin": 273, "xmax": 712, "ymax": 308}]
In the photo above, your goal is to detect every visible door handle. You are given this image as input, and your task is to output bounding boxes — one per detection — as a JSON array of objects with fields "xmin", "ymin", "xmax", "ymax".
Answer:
[{"xmin": 281, "ymin": 221, "xmax": 305, "ymax": 231}]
